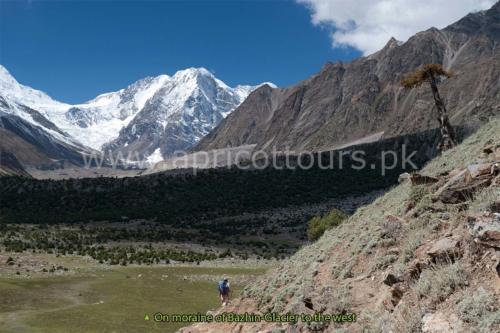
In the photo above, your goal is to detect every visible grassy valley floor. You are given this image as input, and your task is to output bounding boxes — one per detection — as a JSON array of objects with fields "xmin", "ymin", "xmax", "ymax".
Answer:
[{"xmin": 0, "ymin": 265, "xmax": 265, "ymax": 333}]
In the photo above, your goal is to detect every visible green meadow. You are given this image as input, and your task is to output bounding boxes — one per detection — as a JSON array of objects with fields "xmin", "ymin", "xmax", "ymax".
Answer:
[{"xmin": 0, "ymin": 266, "xmax": 265, "ymax": 333}]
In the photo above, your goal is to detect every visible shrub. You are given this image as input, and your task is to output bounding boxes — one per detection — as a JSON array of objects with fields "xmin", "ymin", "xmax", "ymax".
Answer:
[
  {"xmin": 307, "ymin": 209, "xmax": 348, "ymax": 241},
  {"xmin": 329, "ymin": 284, "xmax": 352, "ymax": 313},
  {"xmin": 413, "ymin": 262, "xmax": 467, "ymax": 305},
  {"xmin": 369, "ymin": 254, "xmax": 398, "ymax": 272},
  {"xmin": 457, "ymin": 287, "xmax": 500, "ymax": 333},
  {"xmin": 408, "ymin": 185, "xmax": 429, "ymax": 205},
  {"xmin": 390, "ymin": 303, "xmax": 423, "ymax": 333},
  {"xmin": 399, "ymin": 227, "xmax": 426, "ymax": 263}
]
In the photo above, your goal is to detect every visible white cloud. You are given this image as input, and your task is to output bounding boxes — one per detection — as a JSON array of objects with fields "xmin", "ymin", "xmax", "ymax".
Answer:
[{"xmin": 297, "ymin": 0, "xmax": 496, "ymax": 55}]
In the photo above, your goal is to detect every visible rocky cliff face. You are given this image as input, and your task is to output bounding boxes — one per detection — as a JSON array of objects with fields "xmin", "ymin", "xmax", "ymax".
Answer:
[{"xmin": 196, "ymin": 3, "xmax": 500, "ymax": 154}]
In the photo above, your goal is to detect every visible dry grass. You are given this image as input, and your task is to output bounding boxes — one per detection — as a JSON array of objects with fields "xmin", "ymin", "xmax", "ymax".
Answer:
[
  {"xmin": 456, "ymin": 287, "xmax": 500, "ymax": 333},
  {"xmin": 424, "ymin": 117, "xmax": 500, "ymax": 176},
  {"xmin": 239, "ymin": 117, "xmax": 500, "ymax": 332},
  {"xmin": 408, "ymin": 185, "xmax": 430, "ymax": 206},
  {"xmin": 412, "ymin": 262, "xmax": 467, "ymax": 305},
  {"xmin": 468, "ymin": 186, "xmax": 500, "ymax": 214},
  {"xmin": 329, "ymin": 284, "xmax": 352, "ymax": 314},
  {"xmin": 390, "ymin": 302, "xmax": 423, "ymax": 333}
]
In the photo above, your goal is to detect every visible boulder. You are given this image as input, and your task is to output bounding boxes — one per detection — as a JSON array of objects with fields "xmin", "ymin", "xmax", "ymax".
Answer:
[
  {"xmin": 403, "ymin": 259, "xmax": 429, "ymax": 281},
  {"xmin": 381, "ymin": 215, "xmax": 405, "ymax": 238},
  {"xmin": 492, "ymin": 162, "xmax": 500, "ymax": 176},
  {"xmin": 422, "ymin": 312, "xmax": 464, "ymax": 333},
  {"xmin": 467, "ymin": 163, "xmax": 493, "ymax": 178},
  {"xmin": 483, "ymin": 143, "xmax": 500, "ymax": 157},
  {"xmin": 434, "ymin": 169, "xmax": 471, "ymax": 201},
  {"xmin": 410, "ymin": 173, "xmax": 439, "ymax": 185},
  {"xmin": 382, "ymin": 285, "xmax": 405, "ymax": 311},
  {"xmin": 427, "ymin": 237, "xmax": 462, "ymax": 261},
  {"xmin": 398, "ymin": 172, "xmax": 411, "ymax": 183},
  {"xmin": 383, "ymin": 272, "xmax": 402, "ymax": 286},
  {"xmin": 467, "ymin": 213, "xmax": 500, "ymax": 248},
  {"xmin": 490, "ymin": 201, "xmax": 500, "ymax": 213},
  {"xmin": 437, "ymin": 177, "xmax": 491, "ymax": 204}
]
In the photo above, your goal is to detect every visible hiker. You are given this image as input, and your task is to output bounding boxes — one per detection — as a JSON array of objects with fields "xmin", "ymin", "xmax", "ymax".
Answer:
[{"xmin": 218, "ymin": 278, "xmax": 230, "ymax": 306}]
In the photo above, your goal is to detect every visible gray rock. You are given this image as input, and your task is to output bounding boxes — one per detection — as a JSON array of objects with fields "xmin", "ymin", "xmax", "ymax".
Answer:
[
  {"xmin": 421, "ymin": 312, "xmax": 464, "ymax": 333},
  {"xmin": 398, "ymin": 172, "xmax": 411, "ymax": 183},
  {"xmin": 468, "ymin": 213, "xmax": 500, "ymax": 248},
  {"xmin": 383, "ymin": 272, "xmax": 401, "ymax": 286},
  {"xmin": 467, "ymin": 163, "xmax": 493, "ymax": 178},
  {"xmin": 437, "ymin": 176, "xmax": 491, "ymax": 204},
  {"xmin": 410, "ymin": 173, "xmax": 439, "ymax": 185},
  {"xmin": 427, "ymin": 237, "xmax": 461, "ymax": 260}
]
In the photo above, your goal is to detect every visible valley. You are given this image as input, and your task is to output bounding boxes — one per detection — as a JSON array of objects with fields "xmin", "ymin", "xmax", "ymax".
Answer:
[
  {"xmin": 1, "ymin": 1, "xmax": 499, "ymax": 333},
  {"xmin": 0, "ymin": 190, "xmax": 383, "ymax": 265},
  {"xmin": 0, "ymin": 264, "xmax": 265, "ymax": 333}
]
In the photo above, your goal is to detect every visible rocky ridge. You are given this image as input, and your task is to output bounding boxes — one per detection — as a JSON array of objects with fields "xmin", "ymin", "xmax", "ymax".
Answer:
[
  {"xmin": 180, "ymin": 117, "xmax": 500, "ymax": 333},
  {"xmin": 196, "ymin": 2, "xmax": 500, "ymax": 155}
]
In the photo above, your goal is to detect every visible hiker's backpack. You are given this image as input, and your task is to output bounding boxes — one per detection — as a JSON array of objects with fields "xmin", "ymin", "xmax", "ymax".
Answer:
[{"xmin": 218, "ymin": 280, "xmax": 229, "ymax": 293}]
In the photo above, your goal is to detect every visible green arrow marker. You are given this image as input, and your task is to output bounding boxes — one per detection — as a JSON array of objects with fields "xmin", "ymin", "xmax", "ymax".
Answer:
[{"xmin": 144, "ymin": 314, "xmax": 150, "ymax": 321}]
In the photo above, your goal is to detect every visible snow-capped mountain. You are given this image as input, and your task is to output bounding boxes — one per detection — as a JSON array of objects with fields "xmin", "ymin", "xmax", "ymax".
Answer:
[
  {"xmin": 103, "ymin": 68, "xmax": 273, "ymax": 161},
  {"xmin": 63, "ymin": 75, "xmax": 171, "ymax": 150},
  {"xmin": 0, "ymin": 65, "xmax": 273, "ymax": 165},
  {"xmin": 0, "ymin": 66, "xmax": 91, "ymax": 164},
  {"xmin": 0, "ymin": 65, "xmax": 70, "ymax": 113}
]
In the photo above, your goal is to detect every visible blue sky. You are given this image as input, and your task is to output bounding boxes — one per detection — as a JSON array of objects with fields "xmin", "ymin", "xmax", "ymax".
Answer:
[{"xmin": 0, "ymin": 0, "xmax": 360, "ymax": 103}]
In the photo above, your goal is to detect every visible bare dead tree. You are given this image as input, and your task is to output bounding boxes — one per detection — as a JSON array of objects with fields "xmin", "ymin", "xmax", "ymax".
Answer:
[{"xmin": 402, "ymin": 64, "xmax": 457, "ymax": 151}]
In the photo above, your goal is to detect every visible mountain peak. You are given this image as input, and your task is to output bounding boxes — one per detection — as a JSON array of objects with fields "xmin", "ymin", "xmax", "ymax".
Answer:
[
  {"xmin": 444, "ymin": 0, "xmax": 500, "ymax": 38},
  {"xmin": 0, "ymin": 64, "xmax": 273, "ymax": 160},
  {"xmin": 0, "ymin": 64, "xmax": 10, "ymax": 75},
  {"xmin": 0, "ymin": 64, "xmax": 68, "ymax": 114},
  {"xmin": 385, "ymin": 37, "xmax": 402, "ymax": 48},
  {"xmin": 484, "ymin": 0, "xmax": 500, "ymax": 18},
  {"xmin": 0, "ymin": 65, "xmax": 17, "ymax": 85},
  {"xmin": 173, "ymin": 67, "xmax": 214, "ymax": 80}
]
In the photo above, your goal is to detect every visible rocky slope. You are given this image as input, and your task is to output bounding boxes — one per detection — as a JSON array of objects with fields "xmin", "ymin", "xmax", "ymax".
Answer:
[
  {"xmin": 180, "ymin": 117, "xmax": 500, "ymax": 333},
  {"xmin": 0, "ymin": 95, "xmax": 97, "ymax": 169},
  {"xmin": 0, "ymin": 151, "xmax": 30, "ymax": 177},
  {"xmin": 196, "ymin": 2, "xmax": 500, "ymax": 154}
]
